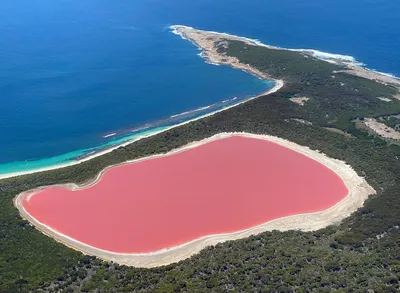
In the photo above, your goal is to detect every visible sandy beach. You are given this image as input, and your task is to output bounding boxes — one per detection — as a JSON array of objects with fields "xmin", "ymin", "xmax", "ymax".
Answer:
[
  {"xmin": 3, "ymin": 24, "xmax": 400, "ymax": 181},
  {"xmin": 0, "ymin": 34, "xmax": 283, "ymax": 181},
  {"xmin": 5, "ymin": 25, "xmax": 399, "ymax": 181},
  {"xmin": 14, "ymin": 132, "xmax": 375, "ymax": 268}
]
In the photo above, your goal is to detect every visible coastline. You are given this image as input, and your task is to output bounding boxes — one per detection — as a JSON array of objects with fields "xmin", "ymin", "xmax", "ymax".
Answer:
[
  {"xmin": 171, "ymin": 25, "xmax": 400, "ymax": 88},
  {"xmin": 171, "ymin": 25, "xmax": 273, "ymax": 81},
  {"xmin": 3, "ymin": 24, "xmax": 399, "ymax": 180},
  {"xmin": 14, "ymin": 132, "xmax": 375, "ymax": 268},
  {"xmin": 0, "ymin": 80, "xmax": 282, "ymax": 180},
  {"xmin": 0, "ymin": 24, "xmax": 287, "ymax": 181}
]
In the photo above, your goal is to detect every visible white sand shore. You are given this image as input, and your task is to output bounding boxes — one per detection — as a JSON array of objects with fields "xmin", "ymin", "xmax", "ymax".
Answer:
[
  {"xmin": 0, "ymin": 42, "xmax": 283, "ymax": 181},
  {"xmin": 3, "ymin": 25, "xmax": 400, "ymax": 180},
  {"xmin": 14, "ymin": 132, "xmax": 375, "ymax": 268}
]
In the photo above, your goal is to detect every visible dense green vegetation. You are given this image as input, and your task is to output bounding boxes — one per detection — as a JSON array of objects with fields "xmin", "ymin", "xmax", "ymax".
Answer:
[
  {"xmin": 379, "ymin": 115, "xmax": 400, "ymax": 131},
  {"xmin": 222, "ymin": 40, "xmax": 400, "ymax": 131},
  {"xmin": 1, "ymin": 39, "xmax": 400, "ymax": 292}
]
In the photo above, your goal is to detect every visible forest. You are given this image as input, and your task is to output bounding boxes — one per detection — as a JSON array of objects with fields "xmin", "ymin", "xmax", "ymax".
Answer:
[{"xmin": 0, "ymin": 39, "xmax": 400, "ymax": 292}]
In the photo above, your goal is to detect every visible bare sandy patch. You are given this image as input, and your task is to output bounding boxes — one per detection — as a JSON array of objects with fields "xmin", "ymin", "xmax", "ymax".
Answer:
[
  {"xmin": 289, "ymin": 97, "xmax": 310, "ymax": 106},
  {"xmin": 333, "ymin": 66, "xmax": 400, "ymax": 87},
  {"xmin": 377, "ymin": 97, "xmax": 393, "ymax": 102},
  {"xmin": 324, "ymin": 127, "xmax": 352, "ymax": 137},
  {"xmin": 14, "ymin": 132, "xmax": 375, "ymax": 268},
  {"xmin": 363, "ymin": 118, "xmax": 400, "ymax": 140},
  {"xmin": 291, "ymin": 118, "xmax": 312, "ymax": 125}
]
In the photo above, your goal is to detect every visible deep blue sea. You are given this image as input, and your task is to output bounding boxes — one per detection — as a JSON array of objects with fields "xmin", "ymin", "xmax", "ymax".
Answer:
[{"xmin": 0, "ymin": 0, "xmax": 399, "ymax": 175}]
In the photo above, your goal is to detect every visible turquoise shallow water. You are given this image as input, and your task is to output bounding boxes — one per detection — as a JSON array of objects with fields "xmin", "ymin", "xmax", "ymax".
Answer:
[
  {"xmin": 0, "ymin": 126, "xmax": 168, "ymax": 175},
  {"xmin": 0, "ymin": 79, "xmax": 274, "ymax": 176},
  {"xmin": 0, "ymin": 0, "xmax": 399, "ymax": 175}
]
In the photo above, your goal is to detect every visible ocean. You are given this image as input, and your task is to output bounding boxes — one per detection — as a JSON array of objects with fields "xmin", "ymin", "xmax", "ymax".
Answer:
[{"xmin": 0, "ymin": 0, "xmax": 399, "ymax": 175}]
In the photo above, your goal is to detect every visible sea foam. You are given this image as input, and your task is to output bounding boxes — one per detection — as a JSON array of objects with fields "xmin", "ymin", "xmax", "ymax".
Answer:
[
  {"xmin": 103, "ymin": 133, "xmax": 117, "ymax": 138},
  {"xmin": 170, "ymin": 105, "xmax": 212, "ymax": 118},
  {"xmin": 293, "ymin": 49, "xmax": 365, "ymax": 66}
]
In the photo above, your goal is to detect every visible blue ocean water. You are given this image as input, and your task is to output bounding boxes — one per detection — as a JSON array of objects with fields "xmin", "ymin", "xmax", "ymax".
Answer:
[{"xmin": 0, "ymin": 0, "xmax": 399, "ymax": 175}]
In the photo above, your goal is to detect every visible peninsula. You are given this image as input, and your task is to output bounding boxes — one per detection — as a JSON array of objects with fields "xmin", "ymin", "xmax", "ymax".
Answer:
[
  {"xmin": 171, "ymin": 25, "xmax": 400, "ymax": 88},
  {"xmin": 2, "ymin": 25, "xmax": 400, "ymax": 292}
]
